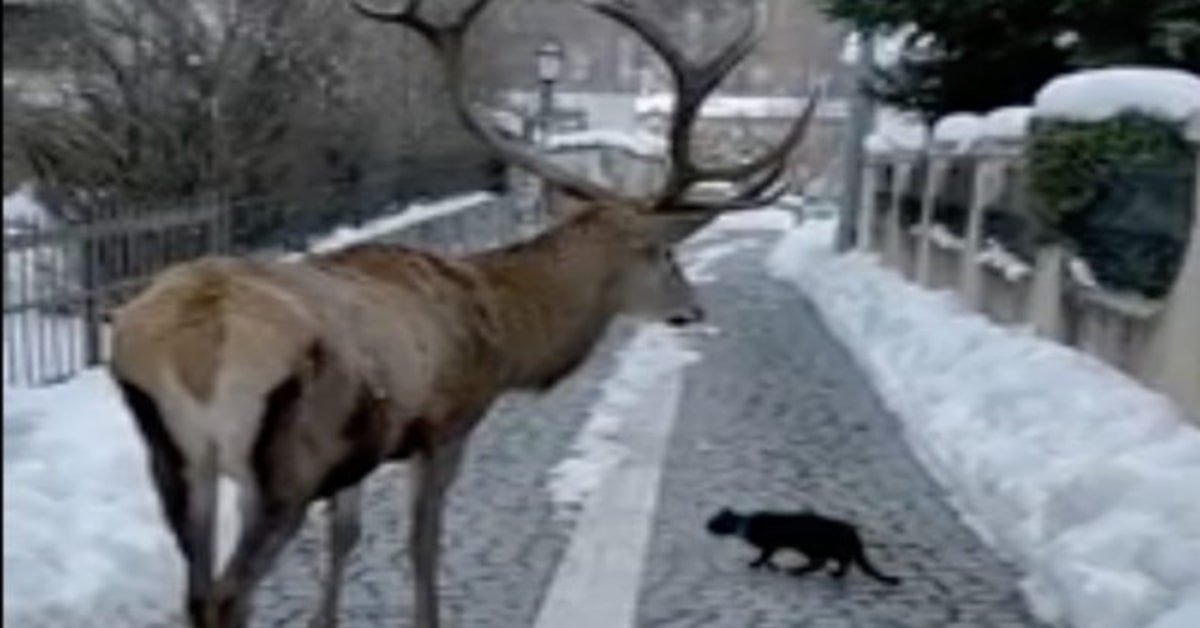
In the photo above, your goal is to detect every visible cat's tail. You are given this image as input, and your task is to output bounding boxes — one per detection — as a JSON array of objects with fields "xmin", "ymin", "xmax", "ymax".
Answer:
[{"xmin": 854, "ymin": 547, "xmax": 901, "ymax": 586}]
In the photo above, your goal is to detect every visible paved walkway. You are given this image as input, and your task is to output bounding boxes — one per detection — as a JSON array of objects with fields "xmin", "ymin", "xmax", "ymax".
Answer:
[{"xmin": 249, "ymin": 226, "xmax": 1045, "ymax": 627}]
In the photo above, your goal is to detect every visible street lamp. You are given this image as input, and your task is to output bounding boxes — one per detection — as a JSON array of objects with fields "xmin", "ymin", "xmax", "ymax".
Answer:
[{"xmin": 535, "ymin": 38, "xmax": 565, "ymax": 144}]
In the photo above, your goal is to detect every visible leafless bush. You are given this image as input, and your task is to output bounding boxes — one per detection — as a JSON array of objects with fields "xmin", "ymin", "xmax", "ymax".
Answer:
[{"xmin": 11, "ymin": 0, "xmax": 496, "ymax": 244}]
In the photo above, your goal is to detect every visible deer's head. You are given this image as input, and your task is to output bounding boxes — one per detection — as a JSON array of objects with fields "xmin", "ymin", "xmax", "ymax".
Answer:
[{"xmin": 354, "ymin": 0, "xmax": 820, "ymax": 328}]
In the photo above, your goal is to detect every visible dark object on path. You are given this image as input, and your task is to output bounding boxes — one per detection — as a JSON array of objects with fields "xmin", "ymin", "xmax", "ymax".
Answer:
[{"xmin": 706, "ymin": 508, "xmax": 902, "ymax": 586}]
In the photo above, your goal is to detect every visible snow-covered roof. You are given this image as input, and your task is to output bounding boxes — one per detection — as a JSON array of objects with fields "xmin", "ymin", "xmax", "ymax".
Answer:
[
  {"xmin": 980, "ymin": 106, "xmax": 1033, "ymax": 142},
  {"xmin": 1033, "ymin": 67, "xmax": 1200, "ymax": 124},
  {"xmin": 931, "ymin": 113, "xmax": 983, "ymax": 152}
]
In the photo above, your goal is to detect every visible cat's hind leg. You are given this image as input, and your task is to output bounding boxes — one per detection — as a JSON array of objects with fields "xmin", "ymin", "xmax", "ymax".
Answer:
[{"xmin": 787, "ymin": 556, "xmax": 827, "ymax": 578}]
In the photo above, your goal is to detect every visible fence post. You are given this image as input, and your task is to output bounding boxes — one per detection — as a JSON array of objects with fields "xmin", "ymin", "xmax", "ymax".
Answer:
[
  {"xmin": 915, "ymin": 153, "xmax": 950, "ymax": 285},
  {"xmin": 959, "ymin": 151, "xmax": 1005, "ymax": 309},
  {"xmin": 80, "ymin": 203, "xmax": 108, "ymax": 367},
  {"xmin": 883, "ymin": 155, "xmax": 917, "ymax": 271},
  {"xmin": 856, "ymin": 156, "xmax": 880, "ymax": 252},
  {"xmin": 837, "ymin": 30, "xmax": 877, "ymax": 252},
  {"xmin": 1144, "ymin": 114, "xmax": 1200, "ymax": 422}
]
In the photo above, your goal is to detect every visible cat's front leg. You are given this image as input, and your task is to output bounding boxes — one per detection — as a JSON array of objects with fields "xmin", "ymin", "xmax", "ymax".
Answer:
[{"xmin": 748, "ymin": 548, "xmax": 778, "ymax": 570}]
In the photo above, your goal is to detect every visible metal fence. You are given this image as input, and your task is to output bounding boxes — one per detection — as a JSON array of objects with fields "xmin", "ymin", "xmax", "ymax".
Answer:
[{"xmin": 3, "ymin": 161, "xmax": 523, "ymax": 388}]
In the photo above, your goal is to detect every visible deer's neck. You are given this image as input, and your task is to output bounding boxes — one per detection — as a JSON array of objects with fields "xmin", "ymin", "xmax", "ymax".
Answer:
[{"xmin": 468, "ymin": 211, "xmax": 628, "ymax": 391}]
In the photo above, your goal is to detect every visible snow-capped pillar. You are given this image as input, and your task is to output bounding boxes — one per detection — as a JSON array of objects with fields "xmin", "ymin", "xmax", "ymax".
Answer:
[
  {"xmin": 959, "ymin": 148, "xmax": 1007, "ymax": 309},
  {"xmin": 1145, "ymin": 113, "xmax": 1200, "ymax": 423},
  {"xmin": 915, "ymin": 151, "xmax": 951, "ymax": 285},
  {"xmin": 856, "ymin": 155, "xmax": 882, "ymax": 252},
  {"xmin": 883, "ymin": 153, "xmax": 919, "ymax": 271}
]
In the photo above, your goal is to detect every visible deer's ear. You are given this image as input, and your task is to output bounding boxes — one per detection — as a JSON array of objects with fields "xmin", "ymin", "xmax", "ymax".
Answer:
[{"xmin": 649, "ymin": 213, "xmax": 716, "ymax": 244}]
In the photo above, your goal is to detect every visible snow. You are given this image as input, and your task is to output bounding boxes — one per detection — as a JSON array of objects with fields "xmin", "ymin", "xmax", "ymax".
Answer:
[
  {"xmin": 840, "ymin": 26, "xmax": 919, "ymax": 68},
  {"xmin": 634, "ymin": 93, "xmax": 831, "ymax": 120},
  {"xmin": 547, "ymin": 128, "xmax": 667, "ymax": 158},
  {"xmin": 3, "ymin": 371, "xmax": 183, "ymax": 627},
  {"xmin": 767, "ymin": 210, "xmax": 1200, "ymax": 628},
  {"xmin": 1034, "ymin": 67, "xmax": 1200, "ymax": 123},
  {"xmin": 981, "ymin": 106, "xmax": 1033, "ymax": 141},
  {"xmin": 865, "ymin": 109, "xmax": 928, "ymax": 154},
  {"xmin": 1055, "ymin": 31, "xmax": 1081, "ymax": 50},
  {"xmin": 977, "ymin": 239, "xmax": 1032, "ymax": 281},
  {"xmin": 3, "ymin": 184, "xmax": 50, "ymax": 227},
  {"xmin": 932, "ymin": 113, "xmax": 984, "ymax": 152}
]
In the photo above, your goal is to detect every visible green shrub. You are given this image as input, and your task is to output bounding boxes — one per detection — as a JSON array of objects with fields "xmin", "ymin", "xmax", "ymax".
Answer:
[{"xmin": 1027, "ymin": 112, "xmax": 1196, "ymax": 297}]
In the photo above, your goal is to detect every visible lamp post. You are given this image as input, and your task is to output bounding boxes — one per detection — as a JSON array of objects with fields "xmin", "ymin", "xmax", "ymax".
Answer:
[
  {"xmin": 535, "ymin": 38, "xmax": 564, "ymax": 145},
  {"xmin": 837, "ymin": 29, "xmax": 876, "ymax": 251}
]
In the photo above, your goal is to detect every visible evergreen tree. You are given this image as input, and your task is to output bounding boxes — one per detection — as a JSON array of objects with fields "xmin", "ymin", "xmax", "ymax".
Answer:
[{"xmin": 819, "ymin": 0, "xmax": 1200, "ymax": 121}]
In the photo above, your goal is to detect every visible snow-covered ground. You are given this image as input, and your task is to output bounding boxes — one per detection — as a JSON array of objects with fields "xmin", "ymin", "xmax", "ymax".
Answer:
[
  {"xmin": 768, "ymin": 212, "xmax": 1200, "ymax": 628},
  {"xmin": 3, "ymin": 370, "xmax": 183, "ymax": 627}
]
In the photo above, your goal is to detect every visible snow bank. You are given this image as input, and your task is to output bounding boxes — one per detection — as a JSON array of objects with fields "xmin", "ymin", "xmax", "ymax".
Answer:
[
  {"xmin": 1034, "ymin": 67, "xmax": 1200, "ymax": 123},
  {"xmin": 981, "ymin": 106, "xmax": 1033, "ymax": 141},
  {"xmin": 767, "ymin": 214, "xmax": 1200, "ymax": 628},
  {"xmin": 932, "ymin": 113, "xmax": 984, "ymax": 152},
  {"xmin": 3, "ymin": 371, "xmax": 183, "ymax": 627}
]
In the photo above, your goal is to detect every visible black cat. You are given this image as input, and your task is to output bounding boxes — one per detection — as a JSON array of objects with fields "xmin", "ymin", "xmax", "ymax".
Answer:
[{"xmin": 706, "ymin": 508, "xmax": 901, "ymax": 585}]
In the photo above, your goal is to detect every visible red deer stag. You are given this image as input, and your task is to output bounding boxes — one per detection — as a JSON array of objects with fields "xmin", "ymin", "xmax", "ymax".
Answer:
[{"xmin": 107, "ymin": 0, "xmax": 819, "ymax": 626}]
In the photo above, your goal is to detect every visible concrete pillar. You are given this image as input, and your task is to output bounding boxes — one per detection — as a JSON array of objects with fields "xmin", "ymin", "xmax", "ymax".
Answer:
[
  {"xmin": 915, "ymin": 155, "xmax": 951, "ymax": 285},
  {"xmin": 959, "ymin": 152, "xmax": 1007, "ymax": 309},
  {"xmin": 1144, "ymin": 115, "xmax": 1200, "ymax": 422},
  {"xmin": 883, "ymin": 157, "xmax": 917, "ymax": 271},
  {"xmin": 856, "ymin": 157, "xmax": 881, "ymax": 252},
  {"xmin": 1026, "ymin": 243, "xmax": 1067, "ymax": 341}
]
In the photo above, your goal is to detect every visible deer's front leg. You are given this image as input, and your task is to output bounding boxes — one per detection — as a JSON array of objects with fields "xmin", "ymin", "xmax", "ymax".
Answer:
[{"xmin": 408, "ymin": 439, "xmax": 466, "ymax": 628}]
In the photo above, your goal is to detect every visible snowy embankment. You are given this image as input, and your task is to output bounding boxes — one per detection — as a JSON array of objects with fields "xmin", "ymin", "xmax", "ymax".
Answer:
[
  {"xmin": 767, "ymin": 213, "xmax": 1200, "ymax": 628},
  {"xmin": 2, "ymin": 191, "xmax": 495, "ymax": 628}
]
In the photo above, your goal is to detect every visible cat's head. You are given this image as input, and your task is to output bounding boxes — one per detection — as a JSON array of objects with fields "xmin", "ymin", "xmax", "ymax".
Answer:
[{"xmin": 705, "ymin": 508, "xmax": 742, "ymax": 536}]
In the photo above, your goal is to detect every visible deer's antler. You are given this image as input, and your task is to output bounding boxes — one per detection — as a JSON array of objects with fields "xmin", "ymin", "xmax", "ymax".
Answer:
[
  {"xmin": 354, "ymin": 0, "xmax": 819, "ymax": 214},
  {"xmin": 353, "ymin": 0, "xmax": 629, "ymax": 205},
  {"xmin": 589, "ymin": 0, "xmax": 821, "ymax": 213}
]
